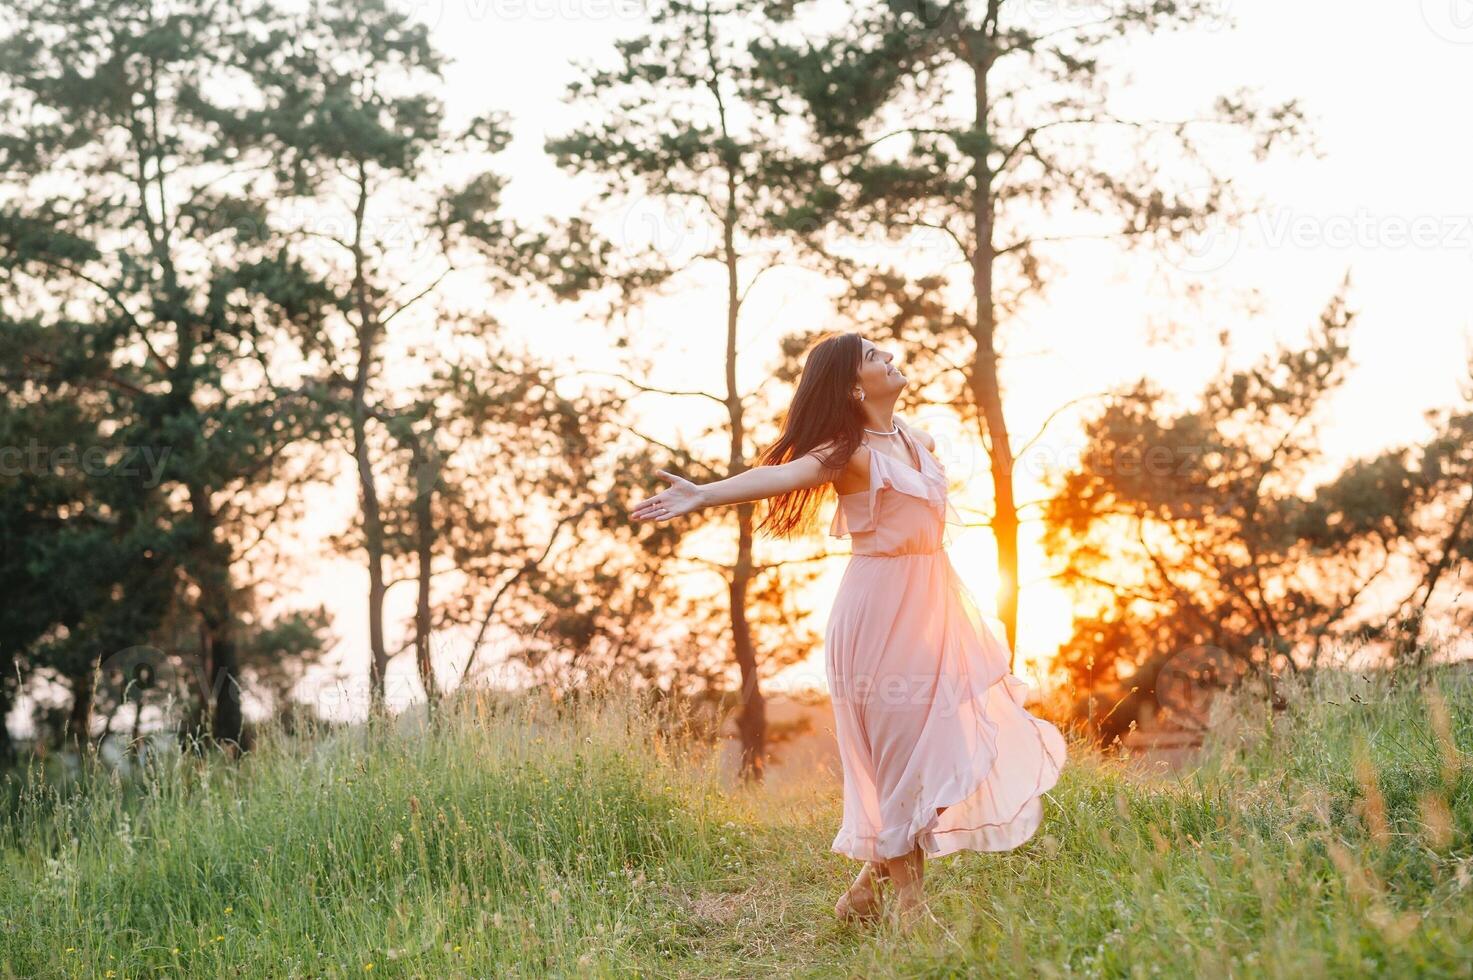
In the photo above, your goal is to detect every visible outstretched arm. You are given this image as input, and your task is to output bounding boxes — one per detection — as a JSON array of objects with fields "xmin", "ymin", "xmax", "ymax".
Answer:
[{"xmin": 630, "ymin": 452, "xmax": 834, "ymax": 523}]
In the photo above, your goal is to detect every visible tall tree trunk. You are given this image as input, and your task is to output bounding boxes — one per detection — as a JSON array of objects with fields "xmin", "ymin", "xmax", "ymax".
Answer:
[
  {"xmin": 150, "ymin": 131, "xmax": 247, "ymax": 751},
  {"xmin": 731, "ymin": 504, "xmax": 766, "ymax": 780},
  {"xmin": 412, "ymin": 433, "xmax": 440, "ymax": 707},
  {"xmin": 351, "ymin": 165, "xmax": 389, "ymax": 712},
  {"xmin": 352, "ymin": 386, "xmax": 388, "ymax": 711},
  {"xmin": 199, "ymin": 579, "xmax": 245, "ymax": 753},
  {"xmin": 189, "ymin": 482, "xmax": 247, "ymax": 754},
  {"xmin": 173, "ymin": 293, "xmax": 246, "ymax": 754},
  {"xmin": 722, "ymin": 160, "xmax": 765, "ymax": 779},
  {"xmin": 65, "ymin": 660, "xmax": 96, "ymax": 748},
  {"xmin": 967, "ymin": 32, "xmax": 1022, "ymax": 668},
  {"xmin": 0, "ymin": 665, "xmax": 14, "ymax": 766}
]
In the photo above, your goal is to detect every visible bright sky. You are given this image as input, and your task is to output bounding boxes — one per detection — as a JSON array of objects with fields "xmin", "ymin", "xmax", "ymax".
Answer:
[{"xmin": 280, "ymin": 0, "xmax": 1473, "ymax": 718}]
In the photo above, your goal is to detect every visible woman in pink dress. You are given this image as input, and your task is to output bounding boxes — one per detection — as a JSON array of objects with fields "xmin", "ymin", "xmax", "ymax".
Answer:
[{"xmin": 630, "ymin": 331, "xmax": 1067, "ymax": 925}]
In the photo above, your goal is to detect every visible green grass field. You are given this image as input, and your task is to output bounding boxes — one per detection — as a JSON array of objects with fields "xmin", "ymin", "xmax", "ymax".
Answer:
[{"xmin": 2, "ymin": 662, "xmax": 1470, "ymax": 978}]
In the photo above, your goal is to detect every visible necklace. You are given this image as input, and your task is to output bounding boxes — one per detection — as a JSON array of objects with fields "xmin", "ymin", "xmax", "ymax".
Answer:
[{"xmin": 863, "ymin": 423, "xmax": 898, "ymax": 436}]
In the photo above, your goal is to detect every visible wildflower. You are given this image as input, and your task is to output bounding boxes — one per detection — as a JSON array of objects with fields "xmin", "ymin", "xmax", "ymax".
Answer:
[
  {"xmin": 364, "ymin": 963, "xmax": 374, "ymax": 972},
  {"xmin": 224, "ymin": 906, "xmax": 233, "ymax": 916}
]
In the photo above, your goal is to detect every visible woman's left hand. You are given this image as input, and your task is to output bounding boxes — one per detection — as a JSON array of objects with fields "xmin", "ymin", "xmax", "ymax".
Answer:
[{"xmin": 630, "ymin": 469, "xmax": 706, "ymax": 523}]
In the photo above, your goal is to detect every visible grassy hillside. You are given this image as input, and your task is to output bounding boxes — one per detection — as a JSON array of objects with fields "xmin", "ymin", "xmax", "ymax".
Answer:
[{"xmin": 2, "ymin": 663, "xmax": 1470, "ymax": 978}]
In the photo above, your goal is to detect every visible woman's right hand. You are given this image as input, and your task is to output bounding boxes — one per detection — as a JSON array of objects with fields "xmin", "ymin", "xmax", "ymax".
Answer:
[{"xmin": 630, "ymin": 469, "xmax": 706, "ymax": 523}]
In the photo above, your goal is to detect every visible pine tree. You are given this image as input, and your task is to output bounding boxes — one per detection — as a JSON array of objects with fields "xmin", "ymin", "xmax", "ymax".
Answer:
[
  {"xmin": 543, "ymin": 0, "xmax": 830, "ymax": 778},
  {"xmin": 752, "ymin": 0, "xmax": 1313, "ymax": 664},
  {"xmin": 0, "ymin": 0, "xmax": 333, "ymax": 751}
]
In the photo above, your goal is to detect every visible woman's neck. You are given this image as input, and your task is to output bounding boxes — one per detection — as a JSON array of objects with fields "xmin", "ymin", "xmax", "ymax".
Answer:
[{"xmin": 861, "ymin": 400, "xmax": 898, "ymax": 433}]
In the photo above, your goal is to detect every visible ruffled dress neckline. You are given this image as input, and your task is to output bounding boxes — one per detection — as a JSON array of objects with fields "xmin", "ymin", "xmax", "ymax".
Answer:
[
  {"xmin": 841, "ymin": 425, "xmax": 943, "ymax": 496},
  {"xmin": 830, "ymin": 424, "xmax": 957, "ymax": 541}
]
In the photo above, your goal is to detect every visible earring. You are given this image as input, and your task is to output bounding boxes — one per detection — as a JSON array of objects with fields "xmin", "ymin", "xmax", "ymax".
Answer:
[{"xmin": 855, "ymin": 390, "xmax": 865, "ymax": 402}]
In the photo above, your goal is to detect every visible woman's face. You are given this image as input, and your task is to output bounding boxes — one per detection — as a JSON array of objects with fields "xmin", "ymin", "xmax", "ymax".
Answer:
[{"xmin": 855, "ymin": 337, "xmax": 905, "ymax": 399}]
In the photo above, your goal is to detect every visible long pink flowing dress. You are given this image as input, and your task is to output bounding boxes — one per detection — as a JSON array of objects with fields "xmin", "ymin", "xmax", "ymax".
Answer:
[{"xmin": 822, "ymin": 425, "xmax": 1067, "ymax": 862}]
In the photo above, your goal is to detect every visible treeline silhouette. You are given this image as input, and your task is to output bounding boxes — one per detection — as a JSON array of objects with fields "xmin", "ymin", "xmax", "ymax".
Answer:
[{"xmin": 2, "ymin": 0, "xmax": 1468, "ymax": 772}]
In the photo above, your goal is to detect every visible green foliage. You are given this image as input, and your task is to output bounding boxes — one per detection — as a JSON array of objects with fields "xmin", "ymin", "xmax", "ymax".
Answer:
[
  {"xmin": 750, "ymin": 0, "xmax": 1315, "ymax": 382},
  {"xmin": 0, "ymin": 0, "xmax": 345, "ymax": 751},
  {"xmin": 0, "ymin": 690, "xmax": 745, "ymax": 975},
  {"xmin": 543, "ymin": 0, "xmax": 817, "ymax": 306},
  {"xmin": 1042, "ymin": 285, "xmax": 1473, "ymax": 743}
]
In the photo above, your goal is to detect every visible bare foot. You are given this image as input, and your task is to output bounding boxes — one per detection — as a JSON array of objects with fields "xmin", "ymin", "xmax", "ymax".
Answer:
[{"xmin": 834, "ymin": 863, "xmax": 884, "ymax": 924}]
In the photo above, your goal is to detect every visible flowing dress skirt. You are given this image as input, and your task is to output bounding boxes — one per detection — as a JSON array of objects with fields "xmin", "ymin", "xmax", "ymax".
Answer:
[{"xmin": 824, "ymin": 432, "xmax": 1068, "ymax": 862}]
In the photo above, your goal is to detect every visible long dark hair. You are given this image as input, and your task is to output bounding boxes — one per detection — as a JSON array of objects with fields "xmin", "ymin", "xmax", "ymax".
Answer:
[{"xmin": 753, "ymin": 331, "xmax": 868, "ymax": 539}]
